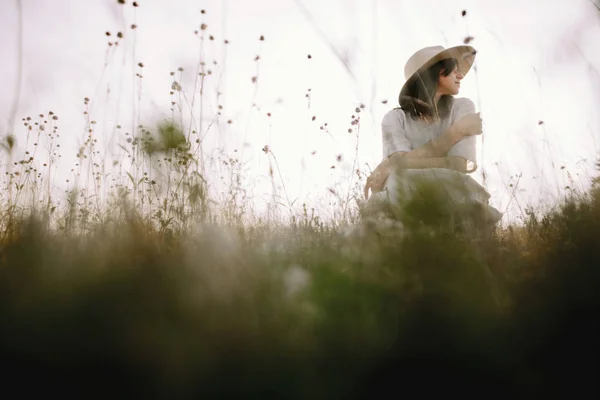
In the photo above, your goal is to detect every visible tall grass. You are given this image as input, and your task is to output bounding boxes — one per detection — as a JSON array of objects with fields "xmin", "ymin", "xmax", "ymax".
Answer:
[{"xmin": 1, "ymin": 178, "xmax": 600, "ymax": 397}]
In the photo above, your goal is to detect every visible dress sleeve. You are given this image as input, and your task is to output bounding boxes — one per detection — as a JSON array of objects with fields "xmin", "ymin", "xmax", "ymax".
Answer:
[
  {"xmin": 446, "ymin": 98, "xmax": 477, "ymax": 166},
  {"xmin": 381, "ymin": 109, "xmax": 412, "ymax": 159}
]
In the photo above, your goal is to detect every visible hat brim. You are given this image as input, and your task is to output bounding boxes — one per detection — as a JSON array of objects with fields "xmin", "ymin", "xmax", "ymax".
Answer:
[{"xmin": 399, "ymin": 45, "xmax": 476, "ymax": 99}]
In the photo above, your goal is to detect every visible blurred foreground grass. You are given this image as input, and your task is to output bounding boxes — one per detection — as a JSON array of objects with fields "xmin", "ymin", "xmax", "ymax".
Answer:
[{"xmin": 1, "ymin": 178, "xmax": 600, "ymax": 399}]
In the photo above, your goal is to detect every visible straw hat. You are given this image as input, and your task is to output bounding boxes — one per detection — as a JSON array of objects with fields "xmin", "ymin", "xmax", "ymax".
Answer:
[{"xmin": 399, "ymin": 45, "xmax": 477, "ymax": 101}]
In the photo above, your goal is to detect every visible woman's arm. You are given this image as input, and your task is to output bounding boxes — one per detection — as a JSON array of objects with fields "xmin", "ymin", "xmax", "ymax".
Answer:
[
  {"xmin": 398, "ymin": 125, "xmax": 463, "ymax": 159},
  {"xmin": 365, "ymin": 111, "xmax": 481, "ymax": 199},
  {"xmin": 385, "ymin": 111, "xmax": 482, "ymax": 172},
  {"xmin": 389, "ymin": 154, "xmax": 475, "ymax": 173},
  {"xmin": 364, "ymin": 154, "xmax": 474, "ymax": 199},
  {"xmin": 396, "ymin": 112, "xmax": 482, "ymax": 160}
]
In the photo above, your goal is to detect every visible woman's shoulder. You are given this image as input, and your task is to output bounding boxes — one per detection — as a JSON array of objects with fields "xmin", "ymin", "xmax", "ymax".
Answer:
[
  {"xmin": 382, "ymin": 107, "xmax": 407, "ymax": 126},
  {"xmin": 450, "ymin": 97, "xmax": 476, "ymax": 112}
]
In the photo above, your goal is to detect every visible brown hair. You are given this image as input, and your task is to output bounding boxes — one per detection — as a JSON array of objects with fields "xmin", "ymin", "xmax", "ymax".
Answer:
[{"xmin": 399, "ymin": 58, "xmax": 458, "ymax": 121}]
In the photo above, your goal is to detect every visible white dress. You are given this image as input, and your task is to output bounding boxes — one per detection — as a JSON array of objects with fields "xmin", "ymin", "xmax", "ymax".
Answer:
[{"xmin": 367, "ymin": 97, "xmax": 503, "ymax": 227}]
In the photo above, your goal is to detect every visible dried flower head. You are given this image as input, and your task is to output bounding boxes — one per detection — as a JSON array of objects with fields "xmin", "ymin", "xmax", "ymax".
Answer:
[{"xmin": 5, "ymin": 134, "xmax": 15, "ymax": 150}]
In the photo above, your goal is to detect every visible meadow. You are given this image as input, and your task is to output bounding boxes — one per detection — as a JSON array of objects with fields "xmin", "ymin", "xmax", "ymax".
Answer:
[{"xmin": 1, "ymin": 1, "xmax": 599, "ymax": 398}]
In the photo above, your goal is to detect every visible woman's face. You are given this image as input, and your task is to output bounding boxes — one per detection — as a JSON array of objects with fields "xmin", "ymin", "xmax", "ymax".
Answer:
[{"xmin": 438, "ymin": 66, "xmax": 463, "ymax": 96}]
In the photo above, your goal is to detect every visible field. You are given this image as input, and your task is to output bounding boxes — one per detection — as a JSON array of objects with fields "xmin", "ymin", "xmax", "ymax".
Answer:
[{"xmin": 1, "ymin": 1, "xmax": 600, "ymax": 398}]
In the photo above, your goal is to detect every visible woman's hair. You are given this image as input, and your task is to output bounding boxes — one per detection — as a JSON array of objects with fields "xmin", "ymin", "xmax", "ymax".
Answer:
[{"xmin": 399, "ymin": 58, "xmax": 458, "ymax": 121}]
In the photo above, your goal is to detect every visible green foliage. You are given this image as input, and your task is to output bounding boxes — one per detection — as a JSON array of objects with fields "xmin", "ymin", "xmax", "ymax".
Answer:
[{"xmin": 1, "ymin": 179, "xmax": 600, "ymax": 398}]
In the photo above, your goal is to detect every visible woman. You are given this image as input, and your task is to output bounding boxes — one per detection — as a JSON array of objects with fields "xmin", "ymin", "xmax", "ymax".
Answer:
[{"xmin": 363, "ymin": 45, "xmax": 502, "ymax": 229}]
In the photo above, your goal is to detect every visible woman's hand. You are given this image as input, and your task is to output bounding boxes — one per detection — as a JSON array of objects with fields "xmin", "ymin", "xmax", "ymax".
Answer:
[
  {"xmin": 444, "ymin": 155, "xmax": 477, "ymax": 173},
  {"xmin": 364, "ymin": 158, "xmax": 392, "ymax": 200},
  {"xmin": 451, "ymin": 113, "xmax": 482, "ymax": 137}
]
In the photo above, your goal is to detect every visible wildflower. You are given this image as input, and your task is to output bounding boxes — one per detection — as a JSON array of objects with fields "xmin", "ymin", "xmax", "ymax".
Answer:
[{"xmin": 6, "ymin": 134, "xmax": 15, "ymax": 150}]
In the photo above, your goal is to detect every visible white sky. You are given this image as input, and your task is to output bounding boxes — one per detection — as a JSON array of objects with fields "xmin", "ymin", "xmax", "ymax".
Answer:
[{"xmin": 1, "ymin": 0, "xmax": 599, "ymax": 223}]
